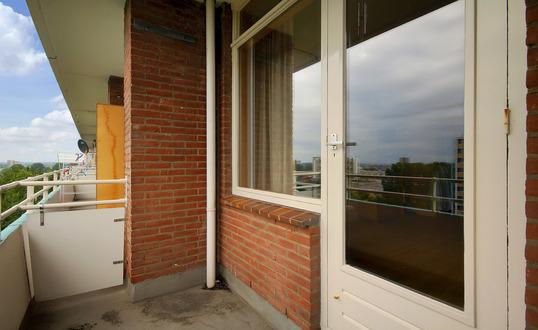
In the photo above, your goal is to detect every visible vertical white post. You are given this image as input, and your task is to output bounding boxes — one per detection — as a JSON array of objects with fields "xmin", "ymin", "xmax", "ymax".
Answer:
[
  {"xmin": 22, "ymin": 223, "xmax": 35, "ymax": 298},
  {"xmin": 53, "ymin": 172, "xmax": 58, "ymax": 192},
  {"xmin": 27, "ymin": 186, "xmax": 34, "ymax": 205},
  {"xmin": 206, "ymin": 0, "xmax": 216, "ymax": 289},
  {"xmin": 43, "ymin": 175, "xmax": 49, "ymax": 201}
]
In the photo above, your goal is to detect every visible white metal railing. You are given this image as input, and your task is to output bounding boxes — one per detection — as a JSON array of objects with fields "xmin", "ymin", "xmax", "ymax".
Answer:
[
  {"xmin": 293, "ymin": 171, "xmax": 321, "ymax": 193},
  {"xmin": 346, "ymin": 173, "xmax": 463, "ymax": 215},
  {"xmin": 0, "ymin": 169, "xmax": 126, "ymax": 240}
]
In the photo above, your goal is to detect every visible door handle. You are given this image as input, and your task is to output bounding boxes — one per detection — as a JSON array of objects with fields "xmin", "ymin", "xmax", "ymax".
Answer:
[{"xmin": 328, "ymin": 133, "xmax": 343, "ymax": 150}]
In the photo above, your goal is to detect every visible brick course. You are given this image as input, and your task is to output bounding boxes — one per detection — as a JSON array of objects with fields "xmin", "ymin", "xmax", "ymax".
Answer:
[{"xmin": 124, "ymin": 0, "xmax": 207, "ymax": 284}]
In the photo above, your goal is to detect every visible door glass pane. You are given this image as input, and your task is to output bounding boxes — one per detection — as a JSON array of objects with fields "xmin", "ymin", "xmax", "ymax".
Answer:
[{"xmin": 345, "ymin": 0, "xmax": 465, "ymax": 309}]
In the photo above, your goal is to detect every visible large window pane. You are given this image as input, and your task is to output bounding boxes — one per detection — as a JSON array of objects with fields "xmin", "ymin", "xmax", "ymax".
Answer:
[
  {"xmin": 238, "ymin": 0, "xmax": 321, "ymax": 198},
  {"xmin": 345, "ymin": 0, "xmax": 465, "ymax": 308}
]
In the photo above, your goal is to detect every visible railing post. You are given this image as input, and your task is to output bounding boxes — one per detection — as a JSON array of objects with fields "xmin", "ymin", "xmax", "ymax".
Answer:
[
  {"xmin": 432, "ymin": 178, "xmax": 437, "ymax": 213},
  {"xmin": 27, "ymin": 185, "xmax": 35, "ymax": 206},
  {"xmin": 53, "ymin": 172, "xmax": 58, "ymax": 191},
  {"xmin": 346, "ymin": 175, "xmax": 350, "ymax": 200},
  {"xmin": 43, "ymin": 175, "xmax": 49, "ymax": 201}
]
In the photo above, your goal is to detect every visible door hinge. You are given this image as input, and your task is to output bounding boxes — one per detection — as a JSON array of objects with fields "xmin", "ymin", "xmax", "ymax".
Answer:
[
  {"xmin": 504, "ymin": 107, "xmax": 511, "ymax": 135},
  {"xmin": 113, "ymin": 260, "xmax": 124, "ymax": 265},
  {"xmin": 114, "ymin": 218, "xmax": 124, "ymax": 222}
]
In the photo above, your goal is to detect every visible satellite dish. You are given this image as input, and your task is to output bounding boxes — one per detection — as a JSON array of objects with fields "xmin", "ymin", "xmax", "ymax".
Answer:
[{"xmin": 77, "ymin": 139, "xmax": 89, "ymax": 154}]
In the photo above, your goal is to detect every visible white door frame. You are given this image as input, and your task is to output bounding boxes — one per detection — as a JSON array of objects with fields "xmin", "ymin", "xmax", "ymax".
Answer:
[
  {"xmin": 507, "ymin": 0, "xmax": 527, "ymax": 328},
  {"xmin": 320, "ymin": 0, "xmax": 510, "ymax": 328}
]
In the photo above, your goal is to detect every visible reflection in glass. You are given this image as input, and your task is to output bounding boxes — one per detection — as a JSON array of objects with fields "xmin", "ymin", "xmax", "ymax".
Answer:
[
  {"xmin": 345, "ymin": 0, "xmax": 465, "ymax": 308},
  {"xmin": 238, "ymin": 0, "xmax": 321, "ymax": 198},
  {"xmin": 240, "ymin": 0, "xmax": 281, "ymax": 34}
]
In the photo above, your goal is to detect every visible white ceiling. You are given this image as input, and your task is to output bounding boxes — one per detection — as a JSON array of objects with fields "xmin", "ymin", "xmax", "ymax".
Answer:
[{"xmin": 27, "ymin": 0, "xmax": 125, "ymax": 143}]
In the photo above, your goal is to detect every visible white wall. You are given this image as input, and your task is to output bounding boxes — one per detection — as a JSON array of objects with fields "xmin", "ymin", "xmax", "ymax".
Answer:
[
  {"xmin": 0, "ymin": 226, "xmax": 31, "ymax": 329},
  {"xmin": 26, "ymin": 207, "xmax": 124, "ymax": 301}
]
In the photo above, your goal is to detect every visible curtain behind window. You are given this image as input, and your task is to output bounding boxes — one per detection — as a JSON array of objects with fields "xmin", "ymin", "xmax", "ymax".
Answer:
[{"xmin": 252, "ymin": 23, "xmax": 294, "ymax": 194}]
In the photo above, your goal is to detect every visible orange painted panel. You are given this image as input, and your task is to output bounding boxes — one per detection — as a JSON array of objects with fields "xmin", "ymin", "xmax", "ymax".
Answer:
[{"xmin": 96, "ymin": 104, "xmax": 124, "ymax": 208}]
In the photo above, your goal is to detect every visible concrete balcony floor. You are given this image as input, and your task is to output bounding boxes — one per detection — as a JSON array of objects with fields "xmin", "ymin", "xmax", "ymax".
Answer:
[{"xmin": 24, "ymin": 285, "xmax": 273, "ymax": 330}]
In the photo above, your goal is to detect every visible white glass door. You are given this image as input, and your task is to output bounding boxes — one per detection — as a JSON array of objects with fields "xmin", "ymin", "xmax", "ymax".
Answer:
[{"xmin": 326, "ymin": 0, "xmax": 508, "ymax": 328}]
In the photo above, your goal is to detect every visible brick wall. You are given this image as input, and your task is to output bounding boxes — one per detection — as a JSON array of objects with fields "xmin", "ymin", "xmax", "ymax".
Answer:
[
  {"xmin": 124, "ymin": 0, "xmax": 207, "ymax": 284},
  {"xmin": 528, "ymin": 1, "xmax": 538, "ymax": 327},
  {"xmin": 216, "ymin": 5, "xmax": 321, "ymax": 330},
  {"xmin": 219, "ymin": 203, "xmax": 321, "ymax": 330},
  {"xmin": 108, "ymin": 75, "xmax": 124, "ymax": 106}
]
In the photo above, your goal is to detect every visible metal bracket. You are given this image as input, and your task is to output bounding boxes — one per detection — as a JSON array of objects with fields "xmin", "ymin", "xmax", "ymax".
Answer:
[
  {"xmin": 39, "ymin": 205, "xmax": 45, "ymax": 226},
  {"xmin": 113, "ymin": 260, "xmax": 124, "ymax": 265},
  {"xmin": 113, "ymin": 218, "xmax": 124, "ymax": 222},
  {"xmin": 504, "ymin": 107, "xmax": 511, "ymax": 135}
]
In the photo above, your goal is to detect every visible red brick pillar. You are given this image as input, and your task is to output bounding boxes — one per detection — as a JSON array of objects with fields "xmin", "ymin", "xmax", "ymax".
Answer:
[{"xmin": 124, "ymin": 0, "xmax": 207, "ymax": 299}]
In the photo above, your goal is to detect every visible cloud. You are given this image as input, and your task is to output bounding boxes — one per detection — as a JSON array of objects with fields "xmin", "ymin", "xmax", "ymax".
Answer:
[
  {"xmin": 0, "ymin": 2, "xmax": 46, "ymax": 76},
  {"xmin": 0, "ymin": 95, "xmax": 80, "ymax": 162}
]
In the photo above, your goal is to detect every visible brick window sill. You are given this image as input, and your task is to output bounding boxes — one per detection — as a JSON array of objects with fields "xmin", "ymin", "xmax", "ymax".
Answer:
[{"xmin": 221, "ymin": 195, "xmax": 320, "ymax": 228}]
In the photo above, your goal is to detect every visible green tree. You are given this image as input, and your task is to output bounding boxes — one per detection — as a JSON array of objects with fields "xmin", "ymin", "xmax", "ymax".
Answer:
[
  {"xmin": 30, "ymin": 162, "xmax": 46, "ymax": 174},
  {"xmin": 0, "ymin": 165, "xmax": 44, "ymax": 229}
]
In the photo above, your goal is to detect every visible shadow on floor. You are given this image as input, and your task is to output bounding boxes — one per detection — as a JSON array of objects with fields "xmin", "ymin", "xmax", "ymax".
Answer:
[{"xmin": 24, "ymin": 285, "xmax": 273, "ymax": 330}]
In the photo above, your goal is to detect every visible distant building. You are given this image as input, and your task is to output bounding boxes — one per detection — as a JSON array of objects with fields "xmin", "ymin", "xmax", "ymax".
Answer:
[
  {"xmin": 346, "ymin": 157, "xmax": 360, "ymax": 174},
  {"xmin": 312, "ymin": 156, "xmax": 321, "ymax": 172},
  {"xmin": 7, "ymin": 160, "xmax": 20, "ymax": 167},
  {"xmin": 399, "ymin": 157, "xmax": 410, "ymax": 164}
]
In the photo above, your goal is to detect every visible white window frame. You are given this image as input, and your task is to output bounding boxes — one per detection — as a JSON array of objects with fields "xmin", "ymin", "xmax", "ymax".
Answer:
[{"xmin": 231, "ymin": 0, "xmax": 323, "ymax": 213}]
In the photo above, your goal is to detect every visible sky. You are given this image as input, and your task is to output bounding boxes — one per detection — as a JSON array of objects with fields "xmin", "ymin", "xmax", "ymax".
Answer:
[{"xmin": 0, "ymin": 1, "xmax": 79, "ymax": 163}]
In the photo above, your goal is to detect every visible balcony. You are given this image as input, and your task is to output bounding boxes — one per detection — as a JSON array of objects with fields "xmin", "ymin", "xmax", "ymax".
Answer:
[
  {"xmin": 24, "ymin": 285, "xmax": 271, "ymax": 330},
  {"xmin": 0, "ymin": 165, "xmax": 272, "ymax": 330}
]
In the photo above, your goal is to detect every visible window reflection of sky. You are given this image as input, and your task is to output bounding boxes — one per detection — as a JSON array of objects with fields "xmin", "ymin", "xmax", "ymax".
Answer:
[
  {"xmin": 346, "ymin": 1, "xmax": 465, "ymax": 164},
  {"xmin": 293, "ymin": 62, "xmax": 321, "ymax": 163}
]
